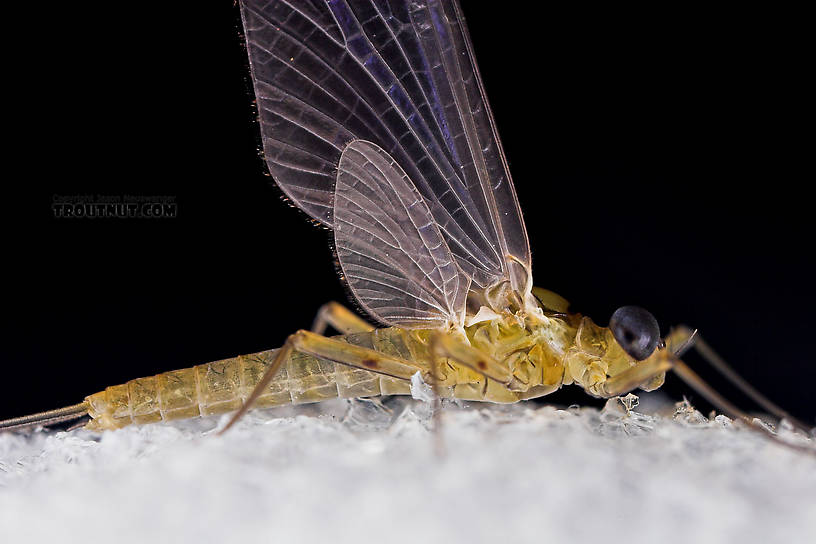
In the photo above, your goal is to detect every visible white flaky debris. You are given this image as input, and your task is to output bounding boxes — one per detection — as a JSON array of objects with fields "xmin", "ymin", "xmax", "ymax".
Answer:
[
  {"xmin": 410, "ymin": 371, "xmax": 435, "ymax": 403},
  {"xmin": 1, "ymin": 395, "xmax": 814, "ymax": 544}
]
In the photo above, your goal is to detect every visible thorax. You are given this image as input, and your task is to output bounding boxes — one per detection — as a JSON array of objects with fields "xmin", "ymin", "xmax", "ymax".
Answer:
[{"xmin": 463, "ymin": 313, "xmax": 579, "ymax": 391}]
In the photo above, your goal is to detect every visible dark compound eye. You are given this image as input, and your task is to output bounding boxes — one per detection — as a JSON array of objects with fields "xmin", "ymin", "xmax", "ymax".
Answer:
[{"xmin": 609, "ymin": 306, "xmax": 660, "ymax": 360}]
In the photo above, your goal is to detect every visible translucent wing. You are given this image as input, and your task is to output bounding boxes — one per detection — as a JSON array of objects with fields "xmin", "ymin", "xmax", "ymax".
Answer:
[
  {"xmin": 335, "ymin": 140, "xmax": 468, "ymax": 327},
  {"xmin": 240, "ymin": 0, "xmax": 531, "ymax": 323}
]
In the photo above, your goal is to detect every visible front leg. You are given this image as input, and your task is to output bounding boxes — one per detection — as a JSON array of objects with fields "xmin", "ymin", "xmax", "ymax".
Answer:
[{"xmin": 596, "ymin": 326, "xmax": 694, "ymax": 397}]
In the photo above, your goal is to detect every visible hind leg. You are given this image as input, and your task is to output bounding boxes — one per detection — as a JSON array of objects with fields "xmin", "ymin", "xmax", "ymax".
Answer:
[
  {"xmin": 219, "ymin": 329, "xmax": 423, "ymax": 434},
  {"xmin": 311, "ymin": 301, "xmax": 374, "ymax": 335}
]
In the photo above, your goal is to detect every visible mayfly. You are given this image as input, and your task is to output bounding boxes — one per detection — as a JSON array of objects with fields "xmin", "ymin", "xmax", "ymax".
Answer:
[{"xmin": 2, "ymin": 0, "xmax": 811, "ymax": 447}]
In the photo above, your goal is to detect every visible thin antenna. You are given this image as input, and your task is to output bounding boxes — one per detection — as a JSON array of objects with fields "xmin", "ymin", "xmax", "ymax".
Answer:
[{"xmin": 0, "ymin": 402, "xmax": 89, "ymax": 432}]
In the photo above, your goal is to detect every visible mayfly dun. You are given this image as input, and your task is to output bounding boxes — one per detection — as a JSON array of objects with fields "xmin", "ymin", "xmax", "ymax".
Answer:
[{"xmin": 3, "ymin": 0, "xmax": 812, "ymax": 451}]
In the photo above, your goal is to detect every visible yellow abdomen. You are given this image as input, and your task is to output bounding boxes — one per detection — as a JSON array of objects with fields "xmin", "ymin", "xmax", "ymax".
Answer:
[{"xmin": 84, "ymin": 327, "xmax": 532, "ymax": 431}]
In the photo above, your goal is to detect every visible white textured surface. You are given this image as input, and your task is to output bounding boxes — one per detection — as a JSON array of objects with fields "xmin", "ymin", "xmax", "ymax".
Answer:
[{"xmin": 1, "ymin": 396, "xmax": 814, "ymax": 544}]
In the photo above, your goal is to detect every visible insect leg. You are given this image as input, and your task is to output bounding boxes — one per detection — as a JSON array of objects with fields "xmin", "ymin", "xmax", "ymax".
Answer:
[
  {"xmin": 671, "ymin": 325, "xmax": 810, "ymax": 433},
  {"xmin": 671, "ymin": 360, "xmax": 815, "ymax": 454},
  {"xmin": 426, "ymin": 333, "xmax": 453, "ymax": 457},
  {"xmin": 311, "ymin": 301, "xmax": 375, "ymax": 335},
  {"xmin": 219, "ymin": 330, "xmax": 423, "ymax": 435},
  {"xmin": 429, "ymin": 332, "xmax": 519, "ymax": 389},
  {"xmin": 602, "ymin": 327, "xmax": 814, "ymax": 453},
  {"xmin": 599, "ymin": 326, "xmax": 694, "ymax": 397},
  {"xmin": 599, "ymin": 357, "xmax": 675, "ymax": 397}
]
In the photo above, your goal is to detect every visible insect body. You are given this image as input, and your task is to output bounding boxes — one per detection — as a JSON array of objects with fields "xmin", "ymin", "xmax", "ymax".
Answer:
[
  {"xmin": 2, "ymin": 0, "xmax": 809, "ymax": 443},
  {"xmin": 83, "ymin": 309, "xmax": 671, "ymax": 431}
]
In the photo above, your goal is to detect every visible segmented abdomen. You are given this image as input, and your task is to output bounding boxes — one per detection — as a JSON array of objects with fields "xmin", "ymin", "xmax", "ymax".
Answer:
[
  {"xmin": 84, "ymin": 325, "xmax": 550, "ymax": 431},
  {"xmin": 84, "ymin": 328, "xmax": 420, "ymax": 431}
]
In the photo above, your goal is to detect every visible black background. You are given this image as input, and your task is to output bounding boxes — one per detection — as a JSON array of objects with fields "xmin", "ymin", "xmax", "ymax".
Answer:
[{"xmin": 4, "ymin": 3, "xmax": 813, "ymax": 425}]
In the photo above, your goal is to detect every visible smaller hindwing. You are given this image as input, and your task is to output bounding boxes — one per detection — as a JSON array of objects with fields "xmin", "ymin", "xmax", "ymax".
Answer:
[{"xmin": 334, "ymin": 139, "xmax": 469, "ymax": 329}]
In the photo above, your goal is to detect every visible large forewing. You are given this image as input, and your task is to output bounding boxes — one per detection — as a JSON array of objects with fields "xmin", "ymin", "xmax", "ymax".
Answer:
[
  {"xmin": 453, "ymin": 0, "xmax": 531, "ymax": 291},
  {"xmin": 335, "ymin": 140, "xmax": 468, "ymax": 328},
  {"xmin": 409, "ymin": 0, "xmax": 531, "ymax": 291},
  {"xmin": 240, "ymin": 0, "xmax": 530, "ymax": 294}
]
